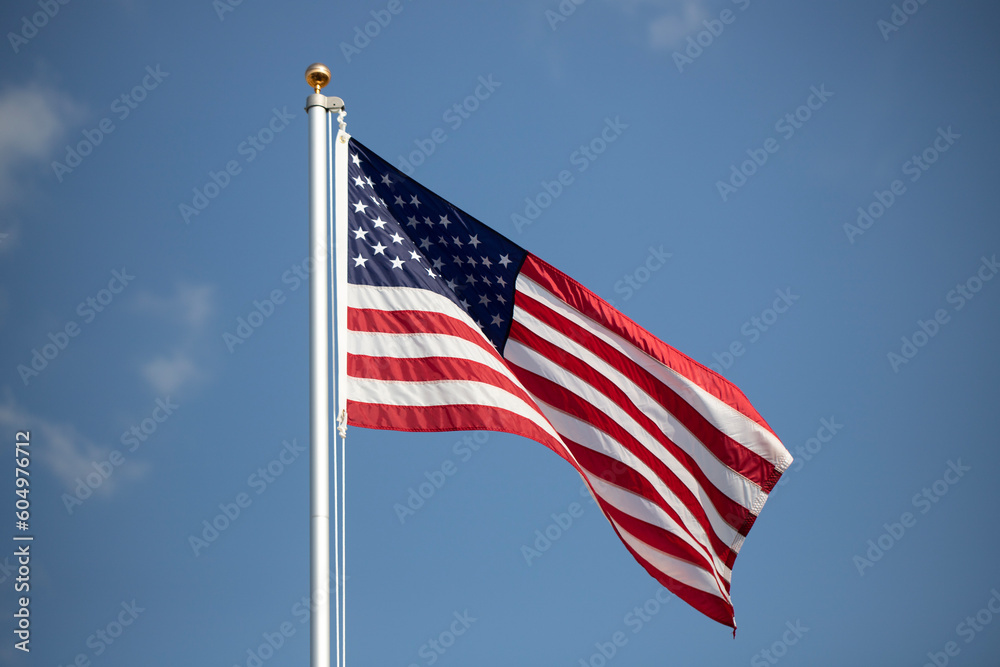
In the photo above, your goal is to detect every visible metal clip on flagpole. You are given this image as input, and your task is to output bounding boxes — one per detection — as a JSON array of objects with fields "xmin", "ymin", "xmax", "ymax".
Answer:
[{"xmin": 305, "ymin": 62, "xmax": 344, "ymax": 667}]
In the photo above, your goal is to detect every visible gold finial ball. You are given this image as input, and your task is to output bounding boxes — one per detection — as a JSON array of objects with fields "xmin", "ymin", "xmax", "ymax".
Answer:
[{"xmin": 305, "ymin": 63, "xmax": 331, "ymax": 92}]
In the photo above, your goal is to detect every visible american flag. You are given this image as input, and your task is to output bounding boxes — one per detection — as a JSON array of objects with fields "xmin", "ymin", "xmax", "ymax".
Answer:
[{"xmin": 342, "ymin": 136, "xmax": 792, "ymax": 629}]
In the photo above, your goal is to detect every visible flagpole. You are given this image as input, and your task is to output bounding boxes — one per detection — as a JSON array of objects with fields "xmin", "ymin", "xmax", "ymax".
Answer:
[{"xmin": 305, "ymin": 62, "xmax": 343, "ymax": 667}]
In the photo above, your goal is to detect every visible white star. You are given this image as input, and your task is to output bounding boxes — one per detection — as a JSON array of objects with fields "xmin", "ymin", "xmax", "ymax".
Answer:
[
  {"xmin": 390, "ymin": 256, "xmax": 405, "ymax": 270},
  {"xmin": 353, "ymin": 200, "xmax": 368, "ymax": 214},
  {"xmin": 365, "ymin": 176, "xmax": 375, "ymax": 188},
  {"xmin": 370, "ymin": 195, "xmax": 385, "ymax": 207},
  {"xmin": 496, "ymin": 294, "xmax": 506, "ymax": 305},
  {"xmin": 481, "ymin": 275, "xmax": 492, "ymax": 286},
  {"xmin": 352, "ymin": 254, "xmax": 367, "ymax": 267},
  {"xmin": 372, "ymin": 242, "xmax": 387, "ymax": 256},
  {"xmin": 352, "ymin": 228, "xmax": 369, "ymax": 240},
  {"xmin": 426, "ymin": 267, "xmax": 437, "ymax": 278},
  {"xmin": 439, "ymin": 215, "xmax": 451, "ymax": 228},
  {"xmin": 409, "ymin": 250, "xmax": 422, "ymax": 262},
  {"xmin": 382, "ymin": 174, "xmax": 394, "ymax": 186},
  {"xmin": 410, "ymin": 195, "xmax": 421, "ymax": 208},
  {"xmin": 394, "ymin": 195, "xmax": 406, "ymax": 207},
  {"xmin": 498, "ymin": 254, "xmax": 512, "ymax": 268},
  {"xmin": 438, "ymin": 236, "xmax": 449, "ymax": 246},
  {"xmin": 390, "ymin": 232, "xmax": 404, "ymax": 244},
  {"xmin": 419, "ymin": 238, "xmax": 432, "ymax": 250},
  {"xmin": 491, "ymin": 314, "xmax": 504, "ymax": 327},
  {"xmin": 496, "ymin": 276, "xmax": 507, "ymax": 288},
  {"xmin": 446, "ymin": 279, "xmax": 457, "ymax": 291},
  {"xmin": 466, "ymin": 274, "xmax": 477, "ymax": 285},
  {"xmin": 371, "ymin": 216, "xmax": 388, "ymax": 229},
  {"xmin": 432, "ymin": 258, "xmax": 444, "ymax": 271},
  {"xmin": 407, "ymin": 216, "xmax": 420, "ymax": 228},
  {"xmin": 452, "ymin": 236, "xmax": 463, "ymax": 247},
  {"xmin": 452, "ymin": 255, "xmax": 464, "ymax": 265},
  {"xmin": 468, "ymin": 234, "xmax": 481, "ymax": 248},
  {"xmin": 423, "ymin": 216, "xmax": 433, "ymax": 226},
  {"xmin": 479, "ymin": 294, "xmax": 491, "ymax": 306},
  {"xmin": 481, "ymin": 257, "xmax": 492, "ymax": 269},
  {"xmin": 459, "ymin": 299, "xmax": 470, "ymax": 310},
  {"xmin": 354, "ymin": 175, "xmax": 366, "ymax": 188},
  {"xmin": 351, "ymin": 153, "xmax": 361, "ymax": 165},
  {"xmin": 466, "ymin": 257, "xmax": 477, "ymax": 267}
]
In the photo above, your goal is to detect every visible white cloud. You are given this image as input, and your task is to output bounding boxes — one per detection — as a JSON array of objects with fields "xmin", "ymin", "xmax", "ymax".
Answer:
[
  {"xmin": 0, "ymin": 83, "xmax": 81, "ymax": 207},
  {"xmin": 647, "ymin": 0, "xmax": 708, "ymax": 49},
  {"xmin": 134, "ymin": 283, "xmax": 215, "ymax": 331},
  {"xmin": 141, "ymin": 352, "xmax": 202, "ymax": 395},
  {"xmin": 0, "ymin": 396, "xmax": 149, "ymax": 497},
  {"xmin": 132, "ymin": 282, "xmax": 215, "ymax": 395}
]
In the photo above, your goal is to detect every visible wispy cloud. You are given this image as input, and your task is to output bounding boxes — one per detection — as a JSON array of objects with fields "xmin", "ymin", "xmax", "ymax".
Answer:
[
  {"xmin": 0, "ymin": 395, "xmax": 149, "ymax": 497},
  {"xmin": 606, "ymin": 0, "xmax": 710, "ymax": 50},
  {"xmin": 132, "ymin": 282, "xmax": 216, "ymax": 395},
  {"xmin": 0, "ymin": 83, "xmax": 81, "ymax": 207},
  {"xmin": 140, "ymin": 352, "xmax": 202, "ymax": 395}
]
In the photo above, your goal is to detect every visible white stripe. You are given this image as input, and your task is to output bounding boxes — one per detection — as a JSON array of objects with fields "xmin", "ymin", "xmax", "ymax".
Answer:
[
  {"xmin": 348, "ymin": 376, "xmax": 562, "ymax": 443},
  {"xmin": 515, "ymin": 274, "xmax": 791, "ymax": 470},
  {"xmin": 349, "ymin": 328, "xmax": 512, "ymax": 381},
  {"xmin": 612, "ymin": 521, "xmax": 731, "ymax": 603},
  {"xmin": 507, "ymin": 309, "xmax": 765, "ymax": 512},
  {"xmin": 349, "ymin": 283, "xmax": 480, "ymax": 331},
  {"xmin": 586, "ymin": 472, "xmax": 733, "ymax": 585}
]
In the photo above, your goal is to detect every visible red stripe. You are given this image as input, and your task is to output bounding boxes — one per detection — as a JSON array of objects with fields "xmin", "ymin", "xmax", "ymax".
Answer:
[
  {"xmin": 610, "ymin": 521, "xmax": 736, "ymax": 628},
  {"xmin": 512, "ymin": 291, "xmax": 778, "ymax": 491},
  {"xmin": 349, "ymin": 354, "xmax": 539, "ymax": 413},
  {"xmin": 561, "ymin": 435, "xmax": 738, "ymax": 569},
  {"xmin": 519, "ymin": 253, "xmax": 778, "ymax": 440},
  {"xmin": 591, "ymin": 492, "xmax": 730, "ymax": 593},
  {"xmin": 509, "ymin": 319, "xmax": 756, "ymax": 531},
  {"xmin": 349, "ymin": 307, "xmax": 498, "ymax": 360},
  {"xmin": 346, "ymin": 402, "xmax": 572, "ymax": 463}
]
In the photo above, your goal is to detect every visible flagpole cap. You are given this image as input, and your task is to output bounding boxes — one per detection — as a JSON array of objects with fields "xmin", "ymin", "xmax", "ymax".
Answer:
[{"xmin": 305, "ymin": 63, "xmax": 331, "ymax": 93}]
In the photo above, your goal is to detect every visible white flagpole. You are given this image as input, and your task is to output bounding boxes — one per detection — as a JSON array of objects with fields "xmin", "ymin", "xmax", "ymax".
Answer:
[{"xmin": 305, "ymin": 62, "xmax": 344, "ymax": 667}]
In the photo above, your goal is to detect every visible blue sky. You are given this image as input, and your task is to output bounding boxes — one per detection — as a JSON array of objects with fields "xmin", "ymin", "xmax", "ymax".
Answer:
[{"xmin": 1, "ymin": 0, "xmax": 999, "ymax": 665}]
